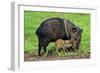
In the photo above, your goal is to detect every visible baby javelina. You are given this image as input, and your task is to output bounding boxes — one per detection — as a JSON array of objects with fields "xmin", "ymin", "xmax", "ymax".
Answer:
[
  {"xmin": 55, "ymin": 39, "xmax": 73, "ymax": 52},
  {"xmin": 64, "ymin": 39, "xmax": 77, "ymax": 52},
  {"xmin": 64, "ymin": 39, "xmax": 73, "ymax": 52},
  {"xmin": 55, "ymin": 39, "xmax": 65, "ymax": 52}
]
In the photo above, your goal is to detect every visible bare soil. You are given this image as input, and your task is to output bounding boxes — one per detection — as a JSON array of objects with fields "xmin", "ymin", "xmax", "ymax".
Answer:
[{"xmin": 24, "ymin": 53, "xmax": 90, "ymax": 61}]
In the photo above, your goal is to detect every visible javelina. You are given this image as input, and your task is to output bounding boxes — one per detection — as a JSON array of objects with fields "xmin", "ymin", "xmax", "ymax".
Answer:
[
  {"xmin": 36, "ymin": 18, "xmax": 83, "ymax": 56},
  {"xmin": 64, "ymin": 39, "xmax": 77, "ymax": 52},
  {"xmin": 55, "ymin": 39, "xmax": 73, "ymax": 52},
  {"xmin": 55, "ymin": 39, "xmax": 65, "ymax": 52}
]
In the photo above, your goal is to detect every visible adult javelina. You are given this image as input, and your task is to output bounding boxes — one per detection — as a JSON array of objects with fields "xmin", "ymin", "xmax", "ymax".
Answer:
[{"xmin": 36, "ymin": 18, "xmax": 83, "ymax": 56}]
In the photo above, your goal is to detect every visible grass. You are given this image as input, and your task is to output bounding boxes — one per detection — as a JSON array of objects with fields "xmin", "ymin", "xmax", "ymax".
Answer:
[{"xmin": 24, "ymin": 11, "xmax": 90, "ymax": 58}]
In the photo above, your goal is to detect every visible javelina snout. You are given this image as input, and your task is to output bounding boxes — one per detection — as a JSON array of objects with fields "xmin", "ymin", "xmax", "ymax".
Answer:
[{"xmin": 70, "ymin": 27, "xmax": 83, "ymax": 49}]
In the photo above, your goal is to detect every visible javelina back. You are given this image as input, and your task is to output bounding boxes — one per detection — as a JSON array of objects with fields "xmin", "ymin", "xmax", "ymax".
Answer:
[{"xmin": 36, "ymin": 18, "xmax": 83, "ymax": 56}]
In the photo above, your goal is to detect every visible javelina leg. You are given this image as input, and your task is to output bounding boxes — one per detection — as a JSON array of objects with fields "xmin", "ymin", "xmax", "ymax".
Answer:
[
  {"xmin": 77, "ymin": 43, "xmax": 80, "ymax": 50},
  {"xmin": 65, "ymin": 48, "xmax": 68, "ymax": 52},
  {"xmin": 43, "ymin": 46, "xmax": 47, "ymax": 56},
  {"xmin": 38, "ymin": 43, "xmax": 42, "ymax": 56},
  {"xmin": 43, "ymin": 39, "xmax": 50, "ymax": 56},
  {"xmin": 38, "ymin": 38, "xmax": 43, "ymax": 56},
  {"xmin": 73, "ymin": 43, "xmax": 79, "ymax": 51}
]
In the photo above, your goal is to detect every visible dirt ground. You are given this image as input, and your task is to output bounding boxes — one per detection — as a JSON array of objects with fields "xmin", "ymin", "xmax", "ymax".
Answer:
[{"xmin": 24, "ymin": 53, "xmax": 90, "ymax": 61}]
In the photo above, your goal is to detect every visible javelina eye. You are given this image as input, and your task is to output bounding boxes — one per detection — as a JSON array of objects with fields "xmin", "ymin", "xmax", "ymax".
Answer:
[{"xmin": 72, "ymin": 27, "xmax": 77, "ymax": 33}]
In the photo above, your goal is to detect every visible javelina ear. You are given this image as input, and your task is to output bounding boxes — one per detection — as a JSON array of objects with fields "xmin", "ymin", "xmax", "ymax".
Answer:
[{"xmin": 72, "ymin": 27, "xmax": 77, "ymax": 33}]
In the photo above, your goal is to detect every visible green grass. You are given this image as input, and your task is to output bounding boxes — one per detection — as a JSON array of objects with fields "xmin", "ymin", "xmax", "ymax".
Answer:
[{"xmin": 24, "ymin": 11, "xmax": 90, "ymax": 57}]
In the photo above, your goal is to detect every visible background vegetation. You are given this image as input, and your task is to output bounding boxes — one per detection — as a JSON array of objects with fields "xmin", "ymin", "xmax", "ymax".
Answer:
[{"xmin": 24, "ymin": 11, "xmax": 90, "ymax": 59}]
